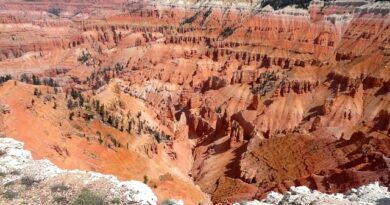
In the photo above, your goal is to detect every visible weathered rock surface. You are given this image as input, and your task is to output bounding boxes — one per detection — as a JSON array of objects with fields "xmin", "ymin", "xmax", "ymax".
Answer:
[
  {"xmin": 235, "ymin": 182, "xmax": 390, "ymax": 205},
  {"xmin": 0, "ymin": 137, "xmax": 160, "ymax": 205},
  {"xmin": 0, "ymin": 0, "xmax": 389, "ymax": 204}
]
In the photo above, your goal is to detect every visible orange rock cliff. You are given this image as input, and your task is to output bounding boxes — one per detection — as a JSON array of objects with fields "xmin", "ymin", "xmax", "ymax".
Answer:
[{"xmin": 0, "ymin": 0, "xmax": 390, "ymax": 204}]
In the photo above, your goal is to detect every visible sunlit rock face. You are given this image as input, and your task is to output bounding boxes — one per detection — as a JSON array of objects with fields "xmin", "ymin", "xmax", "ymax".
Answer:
[
  {"xmin": 0, "ymin": 0, "xmax": 390, "ymax": 204},
  {"xmin": 0, "ymin": 137, "xmax": 159, "ymax": 205}
]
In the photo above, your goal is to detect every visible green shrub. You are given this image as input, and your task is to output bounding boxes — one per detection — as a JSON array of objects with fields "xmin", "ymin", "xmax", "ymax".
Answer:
[
  {"xmin": 111, "ymin": 198, "xmax": 120, "ymax": 204},
  {"xmin": 162, "ymin": 199, "xmax": 179, "ymax": 205},
  {"xmin": 180, "ymin": 12, "xmax": 200, "ymax": 25},
  {"xmin": 220, "ymin": 27, "xmax": 234, "ymax": 38},
  {"xmin": 53, "ymin": 196, "xmax": 68, "ymax": 204},
  {"xmin": 261, "ymin": 0, "xmax": 311, "ymax": 10},
  {"xmin": 3, "ymin": 190, "xmax": 18, "ymax": 199},
  {"xmin": 10, "ymin": 170, "xmax": 20, "ymax": 175},
  {"xmin": 72, "ymin": 188, "xmax": 104, "ymax": 205},
  {"xmin": 20, "ymin": 176, "xmax": 37, "ymax": 187},
  {"xmin": 77, "ymin": 51, "xmax": 91, "ymax": 64},
  {"xmin": 48, "ymin": 7, "xmax": 61, "ymax": 16},
  {"xmin": 143, "ymin": 175, "xmax": 149, "ymax": 184},
  {"xmin": 51, "ymin": 183, "xmax": 70, "ymax": 192}
]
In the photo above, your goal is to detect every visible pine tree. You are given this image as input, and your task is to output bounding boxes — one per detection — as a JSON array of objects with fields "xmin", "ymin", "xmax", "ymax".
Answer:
[
  {"xmin": 34, "ymin": 88, "xmax": 39, "ymax": 96},
  {"xmin": 69, "ymin": 112, "xmax": 74, "ymax": 120}
]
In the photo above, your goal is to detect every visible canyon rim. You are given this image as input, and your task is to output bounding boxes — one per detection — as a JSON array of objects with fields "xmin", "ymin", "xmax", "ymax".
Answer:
[{"xmin": 0, "ymin": 0, "xmax": 390, "ymax": 204}]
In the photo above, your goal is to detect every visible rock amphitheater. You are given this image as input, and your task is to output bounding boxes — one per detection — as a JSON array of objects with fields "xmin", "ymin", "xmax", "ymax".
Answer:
[{"xmin": 0, "ymin": 0, "xmax": 390, "ymax": 204}]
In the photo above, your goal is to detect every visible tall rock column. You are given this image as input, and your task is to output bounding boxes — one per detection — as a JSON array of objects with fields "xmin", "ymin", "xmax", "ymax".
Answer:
[{"xmin": 229, "ymin": 120, "xmax": 244, "ymax": 148}]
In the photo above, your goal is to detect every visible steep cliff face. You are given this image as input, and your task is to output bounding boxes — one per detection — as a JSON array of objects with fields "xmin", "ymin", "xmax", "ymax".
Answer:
[{"xmin": 0, "ymin": 0, "xmax": 390, "ymax": 204}]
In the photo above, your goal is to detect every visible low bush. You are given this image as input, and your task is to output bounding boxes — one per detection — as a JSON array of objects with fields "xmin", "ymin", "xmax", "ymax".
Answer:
[
  {"xmin": 51, "ymin": 183, "xmax": 70, "ymax": 192},
  {"xmin": 162, "ymin": 199, "xmax": 179, "ymax": 205},
  {"xmin": 143, "ymin": 175, "xmax": 149, "ymax": 184},
  {"xmin": 53, "ymin": 196, "xmax": 68, "ymax": 204},
  {"xmin": 48, "ymin": 7, "xmax": 61, "ymax": 16},
  {"xmin": 3, "ymin": 190, "xmax": 18, "ymax": 199},
  {"xmin": 220, "ymin": 27, "xmax": 235, "ymax": 38},
  {"xmin": 10, "ymin": 170, "xmax": 20, "ymax": 175},
  {"xmin": 72, "ymin": 188, "xmax": 104, "ymax": 205},
  {"xmin": 111, "ymin": 198, "xmax": 120, "ymax": 204},
  {"xmin": 20, "ymin": 176, "xmax": 38, "ymax": 187},
  {"xmin": 77, "ymin": 51, "xmax": 91, "ymax": 64}
]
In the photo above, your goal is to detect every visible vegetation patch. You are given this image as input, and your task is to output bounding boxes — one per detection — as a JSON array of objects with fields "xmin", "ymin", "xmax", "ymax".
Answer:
[
  {"xmin": 53, "ymin": 196, "xmax": 68, "ymax": 204},
  {"xmin": 51, "ymin": 183, "xmax": 70, "ymax": 192},
  {"xmin": 219, "ymin": 27, "xmax": 235, "ymax": 39},
  {"xmin": 162, "ymin": 199, "xmax": 180, "ymax": 205},
  {"xmin": 77, "ymin": 51, "xmax": 91, "ymax": 64},
  {"xmin": 3, "ymin": 190, "xmax": 18, "ymax": 200},
  {"xmin": 261, "ymin": 0, "xmax": 312, "ymax": 10},
  {"xmin": 203, "ymin": 8, "xmax": 212, "ymax": 19},
  {"xmin": 48, "ymin": 7, "xmax": 61, "ymax": 16},
  {"xmin": 20, "ymin": 176, "xmax": 38, "ymax": 187},
  {"xmin": 72, "ymin": 188, "xmax": 105, "ymax": 205},
  {"xmin": 10, "ymin": 170, "xmax": 20, "ymax": 175},
  {"xmin": 0, "ymin": 75, "xmax": 12, "ymax": 85},
  {"xmin": 143, "ymin": 175, "xmax": 149, "ymax": 184},
  {"xmin": 180, "ymin": 12, "xmax": 200, "ymax": 25},
  {"xmin": 250, "ymin": 71, "xmax": 278, "ymax": 96},
  {"xmin": 111, "ymin": 198, "xmax": 121, "ymax": 204}
]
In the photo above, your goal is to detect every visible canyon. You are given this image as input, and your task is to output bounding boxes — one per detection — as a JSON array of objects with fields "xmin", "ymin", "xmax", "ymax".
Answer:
[{"xmin": 0, "ymin": 0, "xmax": 390, "ymax": 204}]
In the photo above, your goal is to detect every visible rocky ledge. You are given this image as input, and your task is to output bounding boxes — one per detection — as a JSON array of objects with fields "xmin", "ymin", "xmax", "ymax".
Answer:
[
  {"xmin": 1, "ymin": 136, "xmax": 390, "ymax": 205},
  {"xmin": 236, "ymin": 183, "xmax": 390, "ymax": 205},
  {"xmin": 0, "ymin": 137, "xmax": 182, "ymax": 205}
]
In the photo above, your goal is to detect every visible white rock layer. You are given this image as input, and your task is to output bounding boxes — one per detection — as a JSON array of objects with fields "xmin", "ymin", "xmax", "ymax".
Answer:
[{"xmin": 235, "ymin": 183, "xmax": 390, "ymax": 205}]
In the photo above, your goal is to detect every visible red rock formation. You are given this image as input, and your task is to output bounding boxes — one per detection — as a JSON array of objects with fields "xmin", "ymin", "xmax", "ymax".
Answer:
[
  {"xmin": 0, "ymin": 0, "xmax": 389, "ymax": 204},
  {"xmin": 229, "ymin": 120, "xmax": 245, "ymax": 148}
]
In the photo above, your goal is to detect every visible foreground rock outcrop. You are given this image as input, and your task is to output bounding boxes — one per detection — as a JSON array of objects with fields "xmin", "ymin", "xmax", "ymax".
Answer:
[
  {"xmin": 235, "ymin": 183, "xmax": 390, "ymax": 205},
  {"xmin": 3, "ymin": 136, "xmax": 390, "ymax": 205},
  {"xmin": 0, "ymin": 137, "xmax": 181, "ymax": 205}
]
